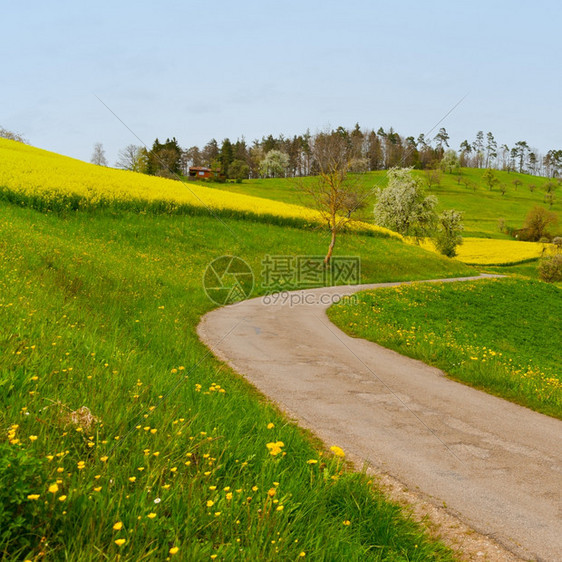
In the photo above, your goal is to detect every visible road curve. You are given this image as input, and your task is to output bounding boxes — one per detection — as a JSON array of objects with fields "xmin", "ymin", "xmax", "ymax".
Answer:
[{"xmin": 197, "ymin": 275, "xmax": 562, "ymax": 561}]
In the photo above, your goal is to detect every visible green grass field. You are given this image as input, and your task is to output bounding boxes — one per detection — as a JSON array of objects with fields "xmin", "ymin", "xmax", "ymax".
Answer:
[
  {"xmin": 328, "ymin": 278, "xmax": 561, "ymax": 419},
  {"xmin": 209, "ymin": 168, "xmax": 560, "ymax": 239},
  {"xmin": 0, "ymin": 202, "xmax": 472, "ymax": 560}
]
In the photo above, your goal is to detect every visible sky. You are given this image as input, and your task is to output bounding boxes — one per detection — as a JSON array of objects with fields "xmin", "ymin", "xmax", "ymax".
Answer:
[{"xmin": 2, "ymin": 0, "xmax": 561, "ymax": 164}]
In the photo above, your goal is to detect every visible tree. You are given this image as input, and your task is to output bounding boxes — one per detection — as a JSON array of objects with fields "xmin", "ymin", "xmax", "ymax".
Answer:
[
  {"xmin": 115, "ymin": 144, "xmax": 146, "ymax": 172},
  {"xmin": 514, "ymin": 141, "xmax": 529, "ymax": 173},
  {"xmin": 485, "ymin": 132, "xmax": 497, "ymax": 168},
  {"xmin": 201, "ymin": 139, "xmax": 219, "ymax": 167},
  {"xmin": 146, "ymin": 138, "xmax": 181, "ymax": 177},
  {"xmin": 440, "ymin": 149, "xmax": 459, "ymax": 174},
  {"xmin": 0, "ymin": 126, "xmax": 27, "ymax": 143},
  {"xmin": 512, "ymin": 178, "xmax": 522, "ymax": 191},
  {"xmin": 482, "ymin": 168, "xmax": 498, "ymax": 190},
  {"xmin": 459, "ymin": 140, "xmax": 472, "ymax": 167},
  {"xmin": 434, "ymin": 127, "xmax": 450, "ymax": 157},
  {"xmin": 373, "ymin": 167, "xmax": 438, "ymax": 238},
  {"xmin": 424, "ymin": 165, "xmax": 442, "ymax": 187},
  {"xmin": 219, "ymin": 138, "xmax": 234, "ymax": 178},
  {"xmin": 521, "ymin": 206, "xmax": 558, "ymax": 241},
  {"xmin": 90, "ymin": 143, "xmax": 108, "ymax": 166},
  {"xmin": 184, "ymin": 146, "xmax": 202, "ymax": 168},
  {"xmin": 297, "ymin": 132, "xmax": 365, "ymax": 264},
  {"xmin": 473, "ymin": 131, "xmax": 484, "ymax": 168},
  {"xmin": 433, "ymin": 209, "xmax": 464, "ymax": 257},
  {"xmin": 259, "ymin": 150, "xmax": 290, "ymax": 178},
  {"xmin": 228, "ymin": 159, "xmax": 250, "ymax": 183}
]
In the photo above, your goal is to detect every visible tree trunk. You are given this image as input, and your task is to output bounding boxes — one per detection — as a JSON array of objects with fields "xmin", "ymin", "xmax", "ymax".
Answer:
[{"xmin": 324, "ymin": 229, "xmax": 337, "ymax": 265}]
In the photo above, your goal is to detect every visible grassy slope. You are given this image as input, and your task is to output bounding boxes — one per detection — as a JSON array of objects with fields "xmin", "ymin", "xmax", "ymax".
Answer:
[
  {"xmin": 0, "ymin": 203, "xmax": 471, "ymax": 560},
  {"xmin": 328, "ymin": 278, "xmax": 561, "ymax": 419},
  {"xmin": 209, "ymin": 168, "xmax": 560, "ymax": 238}
]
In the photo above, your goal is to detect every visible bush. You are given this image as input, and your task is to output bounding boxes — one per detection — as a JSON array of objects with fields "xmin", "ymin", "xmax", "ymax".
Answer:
[
  {"xmin": 539, "ymin": 254, "xmax": 562, "ymax": 283},
  {"xmin": 521, "ymin": 206, "xmax": 558, "ymax": 241},
  {"xmin": 433, "ymin": 209, "xmax": 464, "ymax": 257}
]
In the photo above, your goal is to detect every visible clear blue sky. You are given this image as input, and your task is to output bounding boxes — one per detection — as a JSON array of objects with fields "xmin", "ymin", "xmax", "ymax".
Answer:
[{"xmin": 2, "ymin": 0, "xmax": 561, "ymax": 163}]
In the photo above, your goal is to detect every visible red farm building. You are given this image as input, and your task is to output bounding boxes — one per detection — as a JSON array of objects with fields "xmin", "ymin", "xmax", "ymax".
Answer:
[{"xmin": 188, "ymin": 166, "xmax": 219, "ymax": 179}]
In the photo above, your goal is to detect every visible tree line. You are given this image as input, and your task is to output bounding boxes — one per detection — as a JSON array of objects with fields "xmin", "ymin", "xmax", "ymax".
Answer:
[{"xmin": 109, "ymin": 124, "xmax": 562, "ymax": 180}]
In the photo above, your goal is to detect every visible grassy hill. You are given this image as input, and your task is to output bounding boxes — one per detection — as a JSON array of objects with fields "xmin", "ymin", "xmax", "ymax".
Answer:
[
  {"xmin": 0, "ymin": 141, "xmax": 474, "ymax": 559},
  {"xmin": 209, "ymin": 168, "xmax": 560, "ymax": 239}
]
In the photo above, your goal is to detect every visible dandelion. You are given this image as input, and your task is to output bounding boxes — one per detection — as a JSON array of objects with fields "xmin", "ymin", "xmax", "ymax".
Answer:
[
  {"xmin": 226, "ymin": 492, "xmax": 233, "ymax": 500},
  {"xmin": 115, "ymin": 539, "xmax": 126, "ymax": 546},
  {"xmin": 276, "ymin": 505, "xmax": 284, "ymax": 511},
  {"xmin": 330, "ymin": 446, "xmax": 345, "ymax": 458},
  {"xmin": 58, "ymin": 495, "xmax": 67, "ymax": 502},
  {"xmin": 48, "ymin": 483, "xmax": 59, "ymax": 494},
  {"xmin": 266, "ymin": 441, "xmax": 284, "ymax": 456},
  {"xmin": 206, "ymin": 500, "xmax": 214, "ymax": 507},
  {"xmin": 113, "ymin": 522, "xmax": 123, "ymax": 530},
  {"xmin": 154, "ymin": 498, "xmax": 161, "ymax": 504},
  {"xmin": 267, "ymin": 423, "xmax": 275, "ymax": 429},
  {"xmin": 307, "ymin": 459, "xmax": 318, "ymax": 464},
  {"xmin": 147, "ymin": 513, "xmax": 157, "ymax": 519},
  {"xmin": 169, "ymin": 546, "xmax": 179, "ymax": 555},
  {"xmin": 93, "ymin": 487, "xmax": 102, "ymax": 492},
  {"xmin": 268, "ymin": 488, "xmax": 276, "ymax": 497},
  {"xmin": 128, "ymin": 477, "xmax": 136, "ymax": 483},
  {"xmin": 343, "ymin": 520, "xmax": 351, "ymax": 526},
  {"xmin": 29, "ymin": 435, "xmax": 38, "ymax": 441},
  {"xmin": 27, "ymin": 494, "xmax": 40, "ymax": 500}
]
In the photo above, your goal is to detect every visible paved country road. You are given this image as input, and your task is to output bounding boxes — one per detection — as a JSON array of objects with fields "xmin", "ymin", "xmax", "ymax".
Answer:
[{"xmin": 197, "ymin": 275, "xmax": 562, "ymax": 561}]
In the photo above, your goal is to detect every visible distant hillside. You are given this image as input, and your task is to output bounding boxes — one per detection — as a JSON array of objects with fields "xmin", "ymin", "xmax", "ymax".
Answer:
[{"xmin": 211, "ymin": 168, "xmax": 560, "ymax": 238}]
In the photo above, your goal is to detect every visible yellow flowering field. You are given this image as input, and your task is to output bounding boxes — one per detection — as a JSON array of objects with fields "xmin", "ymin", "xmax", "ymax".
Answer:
[
  {"xmin": 0, "ymin": 139, "xmax": 400, "ymax": 239},
  {"xmin": 417, "ymin": 237, "xmax": 547, "ymax": 265}
]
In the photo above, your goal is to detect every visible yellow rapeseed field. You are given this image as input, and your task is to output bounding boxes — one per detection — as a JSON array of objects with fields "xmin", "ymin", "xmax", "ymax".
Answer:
[
  {"xmin": 417, "ymin": 237, "xmax": 549, "ymax": 265},
  {"xmin": 0, "ymin": 139, "xmax": 400, "ymax": 239}
]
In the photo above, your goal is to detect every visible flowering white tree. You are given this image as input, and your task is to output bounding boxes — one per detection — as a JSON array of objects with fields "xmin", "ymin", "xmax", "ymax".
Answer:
[
  {"xmin": 373, "ymin": 167, "xmax": 437, "ymax": 238},
  {"xmin": 259, "ymin": 149, "xmax": 289, "ymax": 178}
]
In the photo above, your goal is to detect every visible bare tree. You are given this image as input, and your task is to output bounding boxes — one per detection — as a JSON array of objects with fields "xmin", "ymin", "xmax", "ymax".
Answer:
[
  {"xmin": 91, "ymin": 143, "xmax": 108, "ymax": 166},
  {"xmin": 115, "ymin": 144, "xmax": 145, "ymax": 172},
  {"xmin": 296, "ymin": 132, "xmax": 365, "ymax": 265},
  {"xmin": 0, "ymin": 126, "xmax": 27, "ymax": 143}
]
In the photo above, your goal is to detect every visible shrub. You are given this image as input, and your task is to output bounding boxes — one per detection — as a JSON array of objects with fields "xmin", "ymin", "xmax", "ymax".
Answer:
[
  {"xmin": 539, "ymin": 254, "xmax": 562, "ymax": 283},
  {"xmin": 433, "ymin": 209, "xmax": 464, "ymax": 257},
  {"xmin": 521, "ymin": 206, "xmax": 558, "ymax": 241}
]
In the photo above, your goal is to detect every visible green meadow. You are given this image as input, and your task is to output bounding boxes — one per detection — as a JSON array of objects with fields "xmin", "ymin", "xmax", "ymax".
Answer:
[
  {"xmin": 328, "ymin": 278, "xmax": 562, "ymax": 418},
  {"xmin": 0, "ymin": 201, "xmax": 471, "ymax": 560},
  {"xmin": 209, "ymin": 168, "xmax": 560, "ymax": 238}
]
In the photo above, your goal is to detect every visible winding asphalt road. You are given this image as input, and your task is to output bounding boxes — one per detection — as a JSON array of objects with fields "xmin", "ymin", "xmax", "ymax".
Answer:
[{"xmin": 197, "ymin": 275, "xmax": 562, "ymax": 561}]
